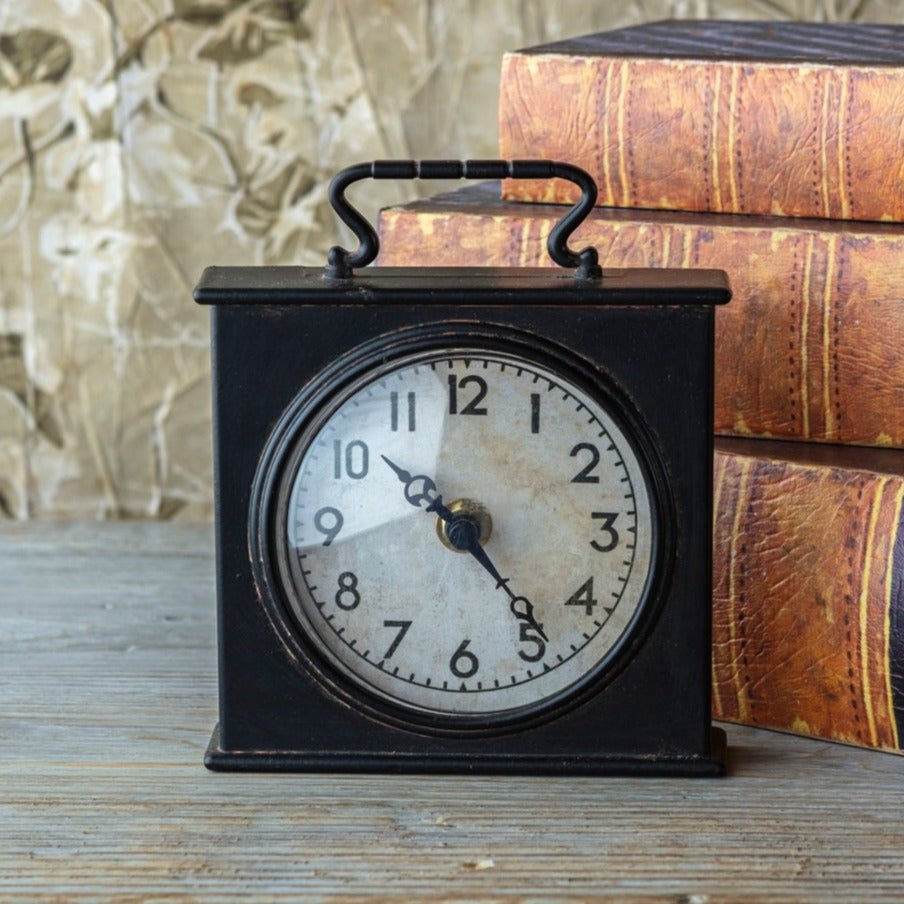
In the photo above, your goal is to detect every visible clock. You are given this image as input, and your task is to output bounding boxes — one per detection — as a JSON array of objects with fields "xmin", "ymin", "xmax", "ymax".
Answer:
[{"xmin": 195, "ymin": 159, "xmax": 731, "ymax": 775}]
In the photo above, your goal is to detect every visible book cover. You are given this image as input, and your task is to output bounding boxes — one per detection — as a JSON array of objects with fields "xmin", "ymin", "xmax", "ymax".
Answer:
[
  {"xmin": 713, "ymin": 438, "xmax": 904, "ymax": 755},
  {"xmin": 499, "ymin": 20, "xmax": 904, "ymax": 222}
]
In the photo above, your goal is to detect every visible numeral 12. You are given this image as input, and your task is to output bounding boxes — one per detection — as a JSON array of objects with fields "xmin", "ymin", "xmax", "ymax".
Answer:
[{"xmin": 448, "ymin": 375, "xmax": 488, "ymax": 415}]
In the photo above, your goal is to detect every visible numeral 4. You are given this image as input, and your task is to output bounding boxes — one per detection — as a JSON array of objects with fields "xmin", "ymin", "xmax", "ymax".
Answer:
[{"xmin": 564, "ymin": 577, "xmax": 598, "ymax": 616}]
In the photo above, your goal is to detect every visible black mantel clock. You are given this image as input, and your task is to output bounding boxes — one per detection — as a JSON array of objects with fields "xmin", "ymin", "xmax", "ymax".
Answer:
[{"xmin": 194, "ymin": 160, "xmax": 731, "ymax": 776}]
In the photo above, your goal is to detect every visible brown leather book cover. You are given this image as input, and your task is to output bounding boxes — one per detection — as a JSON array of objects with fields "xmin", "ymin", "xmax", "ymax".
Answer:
[
  {"xmin": 498, "ymin": 20, "xmax": 904, "ymax": 222},
  {"xmin": 712, "ymin": 438, "xmax": 904, "ymax": 754},
  {"xmin": 377, "ymin": 185, "xmax": 904, "ymax": 448}
]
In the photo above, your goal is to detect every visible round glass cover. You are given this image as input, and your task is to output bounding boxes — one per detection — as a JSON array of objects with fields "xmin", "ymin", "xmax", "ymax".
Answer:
[{"xmin": 275, "ymin": 348, "xmax": 657, "ymax": 719}]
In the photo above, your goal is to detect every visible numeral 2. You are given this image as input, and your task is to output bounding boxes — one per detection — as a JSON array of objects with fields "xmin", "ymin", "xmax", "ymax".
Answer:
[{"xmin": 570, "ymin": 443, "xmax": 600, "ymax": 483}]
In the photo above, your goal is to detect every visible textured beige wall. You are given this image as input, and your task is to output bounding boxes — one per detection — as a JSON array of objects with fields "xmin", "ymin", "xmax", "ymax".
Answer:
[{"xmin": 0, "ymin": 0, "xmax": 900, "ymax": 520}]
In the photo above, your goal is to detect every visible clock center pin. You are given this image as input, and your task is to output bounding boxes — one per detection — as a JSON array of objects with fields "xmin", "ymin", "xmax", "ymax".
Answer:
[{"xmin": 436, "ymin": 499, "xmax": 493, "ymax": 553}]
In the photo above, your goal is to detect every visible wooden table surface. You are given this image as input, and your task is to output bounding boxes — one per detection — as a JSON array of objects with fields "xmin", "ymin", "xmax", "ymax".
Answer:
[{"xmin": 2, "ymin": 522, "xmax": 904, "ymax": 901}]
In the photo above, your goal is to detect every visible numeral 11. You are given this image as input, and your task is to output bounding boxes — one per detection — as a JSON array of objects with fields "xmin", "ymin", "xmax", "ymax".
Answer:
[{"xmin": 390, "ymin": 391, "xmax": 416, "ymax": 432}]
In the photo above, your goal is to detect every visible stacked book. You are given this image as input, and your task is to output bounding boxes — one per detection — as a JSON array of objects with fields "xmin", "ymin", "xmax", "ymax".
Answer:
[{"xmin": 377, "ymin": 20, "xmax": 904, "ymax": 754}]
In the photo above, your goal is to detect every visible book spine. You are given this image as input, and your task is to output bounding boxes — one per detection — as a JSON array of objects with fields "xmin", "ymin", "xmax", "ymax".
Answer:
[
  {"xmin": 712, "ymin": 444, "xmax": 904, "ymax": 753},
  {"xmin": 377, "ymin": 203, "xmax": 904, "ymax": 448},
  {"xmin": 498, "ymin": 52, "xmax": 904, "ymax": 223}
]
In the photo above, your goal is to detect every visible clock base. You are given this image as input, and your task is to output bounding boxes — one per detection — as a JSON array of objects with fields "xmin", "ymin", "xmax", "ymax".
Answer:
[{"xmin": 204, "ymin": 724, "xmax": 727, "ymax": 777}]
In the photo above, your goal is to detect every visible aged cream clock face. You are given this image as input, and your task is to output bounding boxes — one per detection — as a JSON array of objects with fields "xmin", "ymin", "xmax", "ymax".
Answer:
[{"xmin": 276, "ymin": 348, "xmax": 657, "ymax": 719}]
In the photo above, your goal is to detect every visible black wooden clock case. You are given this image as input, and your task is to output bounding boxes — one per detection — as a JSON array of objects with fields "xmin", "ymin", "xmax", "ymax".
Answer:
[{"xmin": 195, "ymin": 160, "xmax": 730, "ymax": 776}]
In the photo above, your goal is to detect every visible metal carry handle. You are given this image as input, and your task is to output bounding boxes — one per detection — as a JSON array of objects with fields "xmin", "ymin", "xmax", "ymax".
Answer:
[{"xmin": 325, "ymin": 159, "xmax": 602, "ymax": 280}]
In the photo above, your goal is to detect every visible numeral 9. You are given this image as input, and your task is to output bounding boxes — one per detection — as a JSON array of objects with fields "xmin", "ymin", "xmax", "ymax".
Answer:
[{"xmin": 314, "ymin": 506, "xmax": 344, "ymax": 546}]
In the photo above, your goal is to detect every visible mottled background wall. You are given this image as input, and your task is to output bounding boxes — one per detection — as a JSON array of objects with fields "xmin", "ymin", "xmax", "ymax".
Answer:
[{"xmin": 0, "ymin": 0, "xmax": 900, "ymax": 521}]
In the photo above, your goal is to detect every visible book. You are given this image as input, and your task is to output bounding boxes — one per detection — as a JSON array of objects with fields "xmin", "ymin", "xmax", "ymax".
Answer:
[
  {"xmin": 498, "ymin": 20, "xmax": 904, "ymax": 222},
  {"xmin": 712, "ymin": 437, "xmax": 904, "ymax": 755},
  {"xmin": 377, "ymin": 184, "xmax": 904, "ymax": 448}
]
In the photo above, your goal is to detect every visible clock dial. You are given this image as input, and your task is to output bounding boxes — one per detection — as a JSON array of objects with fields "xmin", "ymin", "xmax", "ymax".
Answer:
[{"xmin": 276, "ymin": 348, "xmax": 657, "ymax": 719}]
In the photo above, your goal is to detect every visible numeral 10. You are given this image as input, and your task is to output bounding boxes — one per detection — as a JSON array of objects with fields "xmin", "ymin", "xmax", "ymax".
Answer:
[{"xmin": 333, "ymin": 440, "xmax": 369, "ymax": 479}]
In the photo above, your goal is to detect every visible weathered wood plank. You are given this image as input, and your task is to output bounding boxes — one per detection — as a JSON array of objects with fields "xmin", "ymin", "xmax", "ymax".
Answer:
[{"xmin": 2, "ymin": 523, "xmax": 904, "ymax": 900}]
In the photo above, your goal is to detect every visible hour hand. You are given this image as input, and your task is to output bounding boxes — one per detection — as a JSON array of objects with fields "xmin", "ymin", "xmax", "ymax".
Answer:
[
  {"xmin": 382, "ymin": 455, "xmax": 441, "ymax": 510},
  {"xmin": 381, "ymin": 454, "xmax": 423, "ymax": 492}
]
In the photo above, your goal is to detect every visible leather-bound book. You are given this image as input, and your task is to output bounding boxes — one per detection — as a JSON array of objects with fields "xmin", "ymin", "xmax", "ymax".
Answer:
[
  {"xmin": 712, "ymin": 438, "xmax": 903, "ymax": 755},
  {"xmin": 498, "ymin": 20, "xmax": 904, "ymax": 222},
  {"xmin": 377, "ymin": 185, "xmax": 904, "ymax": 448}
]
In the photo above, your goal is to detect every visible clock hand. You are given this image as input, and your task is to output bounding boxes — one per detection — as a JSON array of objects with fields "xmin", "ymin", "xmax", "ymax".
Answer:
[
  {"xmin": 381, "ymin": 455, "xmax": 548, "ymax": 642},
  {"xmin": 454, "ymin": 536, "xmax": 548, "ymax": 644},
  {"xmin": 380, "ymin": 454, "xmax": 453, "ymax": 519}
]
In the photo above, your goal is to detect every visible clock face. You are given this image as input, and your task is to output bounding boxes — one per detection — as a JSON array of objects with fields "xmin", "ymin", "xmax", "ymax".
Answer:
[{"xmin": 274, "ymin": 347, "xmax": 658, "ymax": 721}]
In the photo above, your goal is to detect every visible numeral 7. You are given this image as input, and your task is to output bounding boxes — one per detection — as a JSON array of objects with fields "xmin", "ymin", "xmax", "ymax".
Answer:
[{"xmin": 382, "ymin": 620, "xmax": 412, "ymax": 659}]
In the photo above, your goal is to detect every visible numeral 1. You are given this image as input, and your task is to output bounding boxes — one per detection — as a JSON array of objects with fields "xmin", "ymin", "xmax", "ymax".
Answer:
[{"xmin": 530, "ymin": 393, "xmax": 540, "ymax": 434}]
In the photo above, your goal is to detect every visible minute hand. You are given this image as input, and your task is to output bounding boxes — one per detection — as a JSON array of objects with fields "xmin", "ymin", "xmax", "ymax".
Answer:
[
  {"xmin": 458, "ymin": 535, "xmax": 549, "ymax": 644},
  {"xmin": 381, "ymin": 455, "xmax": 547, "ymax": 642}
]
